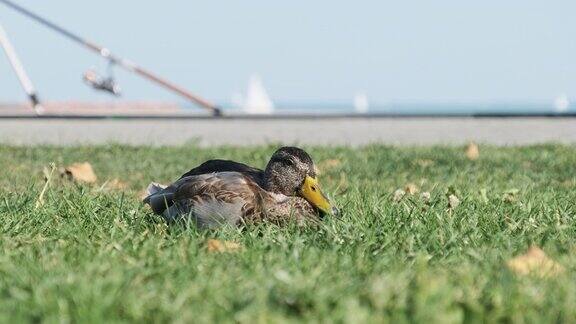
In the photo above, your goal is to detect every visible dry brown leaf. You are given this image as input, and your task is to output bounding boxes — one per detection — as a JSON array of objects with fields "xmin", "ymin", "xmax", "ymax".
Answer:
[
  {"xmin": 104, "ymin": 178, "xmax": 128, "ymax": 190},
  {"xmin": 415, "ymin": 159, "xmax": 435, "ymax": 168},
  {"xmin": 321, "ymin": 159, "xmax": 342, "ymax": 168},
  {"xmin": 448, "ymin": 194, "xmax": 460, "ymax": 209},
  {"xmin": 420, "ymin": 191, "xmax": 431, "ymax": 202},
  {"xmin": 393, "ymin": 189, "xmax": 406, "ymax": 202},
  {"xmin": 62, "ymin": 162, "xmax": 97, "ymax": 183},
  {"xmin": 405, "ymin": 183, "xmax": 419, "ymax": 195},
  {"xmin": 465, "ymin": 142, "xmax": 480, "ymax": 160},
  {"xmin": 507, "ymin": 246, "xmax": 564, "ymax": 277},
  {"xmin": 206, "ymin": 239, "xmax": 243, "ymax": 253},
  {"xmin": 502, "ymin": 189, "xmax": 520, "ymax": 203},
  {"xmin": 316, "ymin": 159, "xmax": 342, "ymax": 175}
]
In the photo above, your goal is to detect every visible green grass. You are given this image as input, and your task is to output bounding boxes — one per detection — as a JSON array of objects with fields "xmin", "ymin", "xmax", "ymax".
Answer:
[{"xmin": 1, "ymin": 144, "xmax": 576, "ymax": 323}]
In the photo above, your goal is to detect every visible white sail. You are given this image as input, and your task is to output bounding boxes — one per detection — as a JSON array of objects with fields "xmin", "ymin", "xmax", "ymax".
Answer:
[
  {"xmin": 554, "ymin": 94, "xmax": 570, "ymax": 113},
  {"xmin": 354, "ymin": 92, "xmax": 369, "ymax": 113},
  {"xmin": 243, "ymin": 75, "xmax": 274, "ymax": 114}
]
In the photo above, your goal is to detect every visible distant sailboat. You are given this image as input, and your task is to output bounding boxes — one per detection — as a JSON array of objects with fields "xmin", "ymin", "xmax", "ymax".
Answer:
[
  {"xmin": 354, "ymin": 92, "xmax": 369, "ymax": 113},
  {"xmin": 554, "ymin": 94, "xmax": 570, "ymax": 113},
  {"xmin": 242, "ymin": 74, "xmax": 274, "ymax": 114}
]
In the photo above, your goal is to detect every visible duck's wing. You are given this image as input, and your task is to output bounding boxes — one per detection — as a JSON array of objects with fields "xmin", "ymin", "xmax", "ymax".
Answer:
[
  {"xmin": 145, "ymin": 172, "xmax": 261, "ymax": 229},
  {"xmin": 179, "ymin": 159, "xmax": 264, "ymax": 185}
]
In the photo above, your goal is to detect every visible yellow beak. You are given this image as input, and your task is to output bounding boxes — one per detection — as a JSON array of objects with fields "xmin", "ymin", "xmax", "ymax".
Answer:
[{"xmin": 299, "ymin": 175, "xmax": 335, "ymax": 215}]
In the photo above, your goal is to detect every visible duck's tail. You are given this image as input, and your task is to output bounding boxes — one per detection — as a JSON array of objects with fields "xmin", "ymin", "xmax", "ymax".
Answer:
[{"xmin": 142, "ymin": 182, "xmax": 174, "ymax": 215}]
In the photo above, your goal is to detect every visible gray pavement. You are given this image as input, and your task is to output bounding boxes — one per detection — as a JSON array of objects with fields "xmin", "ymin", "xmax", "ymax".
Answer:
[{"xmin": 0, "ymin": 117, "xmax": 574, "ymax": 146}]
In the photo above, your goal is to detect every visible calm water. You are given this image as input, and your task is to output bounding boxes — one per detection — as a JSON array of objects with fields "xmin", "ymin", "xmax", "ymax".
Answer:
[{"xmin": 196, "ymin": 102, "xmax": 572, "ymax": 115}]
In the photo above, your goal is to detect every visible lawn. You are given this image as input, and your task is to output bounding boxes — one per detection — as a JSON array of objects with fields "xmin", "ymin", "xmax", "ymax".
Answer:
[{"xmin": 0, "ymin": 144, "xmax": 575, "ymax": 323}]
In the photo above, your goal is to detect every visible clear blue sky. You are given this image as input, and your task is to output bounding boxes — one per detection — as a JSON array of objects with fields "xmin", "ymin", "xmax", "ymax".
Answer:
[{"xmin": 1, "ymin": 0, "xmax": 575, "ymax": 105}]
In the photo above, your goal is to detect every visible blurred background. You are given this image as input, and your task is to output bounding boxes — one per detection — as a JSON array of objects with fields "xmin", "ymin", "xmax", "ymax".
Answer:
[{"xmin": 1, "ymin": 0, "xmax": 575, "ymax": 114}]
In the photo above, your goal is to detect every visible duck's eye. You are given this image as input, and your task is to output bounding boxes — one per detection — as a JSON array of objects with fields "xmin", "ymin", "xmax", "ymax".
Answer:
[{"xmin": 311, "ymin": 186, "xmax": 317, "ymax": 192}]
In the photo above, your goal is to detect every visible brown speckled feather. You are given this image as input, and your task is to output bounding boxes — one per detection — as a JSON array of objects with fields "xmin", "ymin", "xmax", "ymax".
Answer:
[{"xmin": 258, "ymin": 195, "xmax": 318, "ymax": 226}]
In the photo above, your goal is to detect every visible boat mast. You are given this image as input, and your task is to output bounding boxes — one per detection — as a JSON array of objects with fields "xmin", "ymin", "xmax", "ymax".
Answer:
[
  {"xmin": 0, "ymin": 0, "xmax": 221, "ymax": 115},
  {"xmin": 0, "ymin": 23, "xmax": 44, "ymax": 114}
]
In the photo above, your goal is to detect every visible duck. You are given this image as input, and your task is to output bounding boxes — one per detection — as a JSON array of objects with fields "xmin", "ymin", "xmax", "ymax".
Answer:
[{"xmin": 143, "ymin": 147, "xmax": 338, "ymax": 229}]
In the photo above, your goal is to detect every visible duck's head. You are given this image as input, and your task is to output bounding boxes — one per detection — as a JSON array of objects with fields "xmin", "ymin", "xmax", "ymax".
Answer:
[{"xmin": 263, "ymin": 147, "xmax": 339, "ymax": 216}]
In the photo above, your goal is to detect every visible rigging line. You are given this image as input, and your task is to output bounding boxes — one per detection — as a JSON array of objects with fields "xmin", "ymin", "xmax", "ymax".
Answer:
[{"xmin": 0, "ymin": 0, "xmax": 221, "ymax": 115}]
